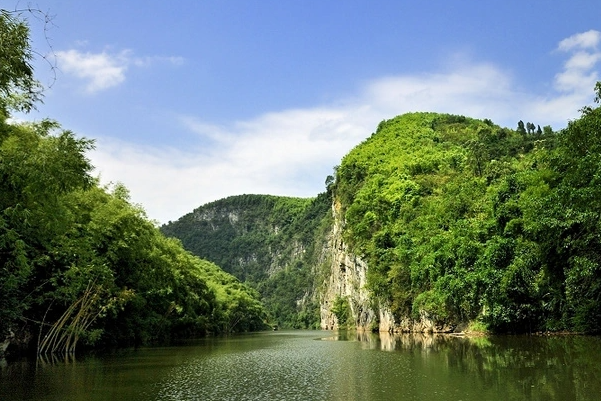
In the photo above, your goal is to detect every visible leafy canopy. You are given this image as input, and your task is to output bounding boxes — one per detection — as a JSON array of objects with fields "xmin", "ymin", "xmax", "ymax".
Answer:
[{"xmin": 0, "ymin": 9, "xmax": 42, "ymax": 113}]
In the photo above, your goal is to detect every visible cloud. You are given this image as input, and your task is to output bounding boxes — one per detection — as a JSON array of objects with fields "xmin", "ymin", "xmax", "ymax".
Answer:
[
  {"xmin": 90, "ymin": 107, "xmax": 372, "ymax": 223},
  {"xmin": 363, "ymin": 63, "xmax": 516, "ymax": 123},
  {"xmin": 56, "ymin": 49, "xmax": 184, "ymax": 93},
  {"xmin": 89, "ymin": 31, "xmax": 601, "ymax": 224},
  {"xmin": 557, "ymin": 30, "xmax": 601, "ymax": 51},
  {"xmin": 56, "ymin": 49, "xmax": 128, "ymax": 93},
  {"xmin": 554, "ymin": 30, "xmax": 601, "ymax": 94}
]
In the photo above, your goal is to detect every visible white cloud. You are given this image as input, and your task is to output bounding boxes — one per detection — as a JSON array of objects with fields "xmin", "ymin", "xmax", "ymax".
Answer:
[
  {"xmin": 89, "ymin": 31, "xmax": 601, "ymax": 224},
  {"xmin": 89, "ymin": 106, "xmax": 372, "ymax": 223},
  {"xmin": 56, "ymin": 49, "xmax": 129, "ymax": 93},
  {"xmin": 363, "ymin": 63, "xmax": 515, "ymax": 122},
  {"xmin": 56, "ymin": 49, "xmax": 184, "ymax": 93},
  {"xmin": 557, "ymin": 30, "xmax": 601, "ymax": 51},
  {"xmin": 564, "ymin": 51, "xmax": 601, "ymax": 71},
  {"xmin": 554, "ymin": 30, "xmax": 601, "ymax": 94}
]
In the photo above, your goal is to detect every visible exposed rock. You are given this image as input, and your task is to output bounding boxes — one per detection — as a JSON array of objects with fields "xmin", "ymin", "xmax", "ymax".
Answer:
[
  {"xmin": 320, "ymin": 199, "xmax": 376, "ymax": 330},
  {"xmin": 1, "ymin": 336, "xmax": 11, "ymax": 360},
  {"xmin": 319, "ymin": 198, "xmax": 460, "ymax": 333}
]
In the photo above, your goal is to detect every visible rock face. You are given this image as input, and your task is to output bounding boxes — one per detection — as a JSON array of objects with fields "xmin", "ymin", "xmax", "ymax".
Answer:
[
  {"xmin": 320, "ymin": 199, "xmax": 377, "ymax": 330},
  {"xmin": 319, "ymin": 199, "xmax": 457, "ymax": 333}
]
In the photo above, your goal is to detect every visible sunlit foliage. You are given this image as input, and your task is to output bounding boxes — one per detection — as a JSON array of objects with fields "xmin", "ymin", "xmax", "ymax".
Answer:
[{"xmin": 333, "ymin": 108, "xmax": 601, "ymax": 333}]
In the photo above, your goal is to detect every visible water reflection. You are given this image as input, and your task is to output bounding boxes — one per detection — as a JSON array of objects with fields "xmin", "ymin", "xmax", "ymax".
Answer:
[
  {"xmin": 2, "ymin": 331, "xmax": 601, "ymax": 400},
  {"xmin": 328, "ymin": 331, "xmax": 601, "ymax": 401},
  {"xmin": 326, "ymin": 330, "xmax": 462, "ymax": 351},
  {"xmin": 35, "ymin": 352, "xmax": 78, "ymax": 367}
]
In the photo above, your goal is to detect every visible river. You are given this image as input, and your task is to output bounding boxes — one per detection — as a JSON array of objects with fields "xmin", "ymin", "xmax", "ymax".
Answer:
[{"xmin": 1, "ymin": 330, "xmax": 600, "ymax": 400}]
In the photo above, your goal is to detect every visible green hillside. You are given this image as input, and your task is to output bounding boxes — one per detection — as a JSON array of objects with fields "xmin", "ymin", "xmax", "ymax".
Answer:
[
  {"xmin": 335, "ymin": 107, "xmax": 601, "ymax": 333},
  {"xmin": 161, "ymin": 193, "xmax": 333, "ymax": 328}
]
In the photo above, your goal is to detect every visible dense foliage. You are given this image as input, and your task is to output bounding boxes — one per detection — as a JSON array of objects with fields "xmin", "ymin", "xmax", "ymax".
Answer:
[
  {"xmin": 0, "ymin": 9, "xmax": 42, "ymax": 113},
  {"xmin": 0, "ymin": 11, "xmax": 266, "ymax": 358},
  {"xmin": 161, "ymin": 192, "xmax": 333, "ymax": 329},
  {"xmin": 0, "ymin": 119, "xmax": 266, "ymax": 356},
  {"xmin": 334, "ymin": 101, "xmax": 601, "ymax": 333}
]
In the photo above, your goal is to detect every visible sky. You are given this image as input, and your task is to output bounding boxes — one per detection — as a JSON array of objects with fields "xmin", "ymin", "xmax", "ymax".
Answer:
[{"xmin": 10, "ymin": 0, "xmax": 601, "ymax": 224}]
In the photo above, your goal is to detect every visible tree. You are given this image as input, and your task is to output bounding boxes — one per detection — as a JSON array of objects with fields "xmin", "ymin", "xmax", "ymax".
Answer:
[
  {"xmin": 0, "ymin": 119, "xmax": 95, "ymax": 341},
  {"xmin": 0, "ymin": 9, "xmax": 43, "ymax": 113},
  {"xmin": 331, "ymin": 296, "xmax": 352, "ymax": 328},
  {"xmin": 517, "ymin": 120, "xmax": 526, "ymax": 135},
  {"xmin": 543, "ymin": 125, "xmax": 553, "ymax": 136},
  {"xmin": 541, "ymin": 82, "xmax": 601, "ymax": 332}
]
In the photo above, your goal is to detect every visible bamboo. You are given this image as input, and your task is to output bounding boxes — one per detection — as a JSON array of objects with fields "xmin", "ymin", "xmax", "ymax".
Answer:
[{"xmin": 38, "ymin": 278, "xmax": 104, "ymax": 355}]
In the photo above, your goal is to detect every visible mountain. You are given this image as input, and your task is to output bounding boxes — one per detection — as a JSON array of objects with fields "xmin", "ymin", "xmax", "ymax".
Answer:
[
  {"xmin": 161, "ymin": 193, "xmax": 333, "ymax": 328},
  {"xmin": 164, "ymin": 104, "xmax": 601, "ymax": 334}
]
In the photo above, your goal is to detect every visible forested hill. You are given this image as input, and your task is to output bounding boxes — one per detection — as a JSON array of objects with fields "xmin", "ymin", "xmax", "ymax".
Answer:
[
  {"xmin": 334, "ymin": 108, "xmax": 601, "ymax": 333},
  {"xmin": 0, "ymin": 116, "xmax": 268, "ymax": 357},
  {"xmin": 161, "ymin": 193, "xmax": 333, "ymax": 328}
]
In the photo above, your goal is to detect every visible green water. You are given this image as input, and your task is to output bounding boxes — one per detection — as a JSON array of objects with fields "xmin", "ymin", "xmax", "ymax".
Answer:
[{"xmin": 1, "ymin": 331, "xmax": 600, "ymax": 400}]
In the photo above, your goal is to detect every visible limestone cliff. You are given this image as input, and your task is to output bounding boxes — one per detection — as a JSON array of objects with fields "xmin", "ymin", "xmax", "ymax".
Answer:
[
  {"xmin": 319, "ymin": 198, "xmax": 456, "ymax": 333},
  {"xmin": 320, "ymin": 198, "xmax": 378, "ymax": 330}
]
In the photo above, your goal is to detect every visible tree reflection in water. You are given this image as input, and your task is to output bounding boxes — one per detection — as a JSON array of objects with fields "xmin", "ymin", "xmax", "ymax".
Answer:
[{"xmin": 331, "ymin": 330, "xmax": 601, "ymax": 400}]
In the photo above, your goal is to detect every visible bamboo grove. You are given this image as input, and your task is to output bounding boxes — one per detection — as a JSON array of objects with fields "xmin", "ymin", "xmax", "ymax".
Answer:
[{"xmin": 0, "ymin": 10, "xmax": 266, "ymax": 358}]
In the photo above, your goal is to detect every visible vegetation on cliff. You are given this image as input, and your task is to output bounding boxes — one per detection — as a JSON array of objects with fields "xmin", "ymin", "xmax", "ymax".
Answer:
[
  {"xmin": 161, "ymin": 192, "xmax": 333, "ymax": 329},
  {"xmin": 334, "ymin": 96, "xmax": 601, "ymax": 333},
  {"xmin": 0, "ymin": 10, "xmax": 266, "ymax": 358}
]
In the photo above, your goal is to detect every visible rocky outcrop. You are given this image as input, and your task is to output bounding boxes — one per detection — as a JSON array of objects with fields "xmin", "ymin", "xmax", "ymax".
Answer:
[
  {"xmin": 165, "ymin": 193, "xmax": 462, "ymax": 332},
  {"xmin": 1, "ymin": 336, "xmax": 11, "ymax": 360},
  {"xmin": 319, "ymin": 198, "xmax": 459, "ymax": 333},
  {"xmin": 320, "ymin": 199, "xmax": 379, "ymax": 330}
]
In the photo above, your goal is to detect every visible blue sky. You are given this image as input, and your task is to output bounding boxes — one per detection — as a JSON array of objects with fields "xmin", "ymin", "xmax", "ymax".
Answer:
[{"xmin": 12, "ymin": 0, "xmax": 601, "ymax": 223}]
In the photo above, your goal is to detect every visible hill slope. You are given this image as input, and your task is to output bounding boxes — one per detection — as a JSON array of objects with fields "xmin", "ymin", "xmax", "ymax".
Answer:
[
  {"xmin": 330, "ymin": 109, "xmax": 601, "ymax": 334},
  {"xmin": 161, "ymin": 193, "xmax": 333, "ymax": 328}
]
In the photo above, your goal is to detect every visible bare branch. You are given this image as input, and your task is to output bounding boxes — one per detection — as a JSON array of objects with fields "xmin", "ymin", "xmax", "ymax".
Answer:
[{"xmin": 4, "ymin": 2, "xmax": 58, "ymax": 91}]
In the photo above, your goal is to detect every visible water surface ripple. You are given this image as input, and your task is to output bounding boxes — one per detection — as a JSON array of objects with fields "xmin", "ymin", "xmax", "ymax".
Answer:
[{"xmin": 1, "ymin": 331, "xmax": 600, "ymax": 401}]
